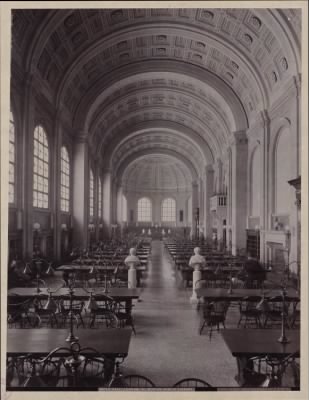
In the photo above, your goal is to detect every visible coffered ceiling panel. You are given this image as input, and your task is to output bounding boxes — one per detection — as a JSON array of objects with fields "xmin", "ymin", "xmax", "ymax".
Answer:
[
  {"xmin": 11, "ymin": 8, "xmax": 301, "ymax": 176},
  {"xmin": 122, "ymin": 155, "xmax": 192, "ymax": 192}
]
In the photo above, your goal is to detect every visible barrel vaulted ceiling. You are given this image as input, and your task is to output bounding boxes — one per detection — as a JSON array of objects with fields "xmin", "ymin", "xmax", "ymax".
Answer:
[
  {"xmin": 122, "ymin": 155, "xmax": 192, "ymax": 192},
  {"xmin": 12, "ymin": 8, "xmax": 301, "ymax": 182}
]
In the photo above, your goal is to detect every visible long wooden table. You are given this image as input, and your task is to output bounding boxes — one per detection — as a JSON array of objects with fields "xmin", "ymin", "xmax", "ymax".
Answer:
[
  {"xmin": 57, "ymin": 264, "xmax": 146, "ymax": 287},
  {"xmin": 57, "ymin": 265, "xmax": 146, "ymax": 272},
  {"xmin": 8, "ymin": 287, "xmax": 141, "ymax": 310},
  {"xmin": 195, "ymin": 288, "xmax": 300, "ymax": 301},
  {"xmin": 7, "ymin": 327, "xmax": 132, "ymax": 358},
  {"xmin": 179, "ymin": 266, "xmax": 244, "ymax": 287},
  {"xmin": 71, "ymin": 257, "xmax": 148, "ymax": 266},
  {"xmin": 221, "ymin": 329, "xmax": 300, "ymax": 387}
]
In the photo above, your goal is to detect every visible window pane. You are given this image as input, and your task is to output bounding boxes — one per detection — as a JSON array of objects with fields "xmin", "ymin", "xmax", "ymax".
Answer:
[
  {"xmin": 60, "ymin": 146, "xmax": 70, "ymax": 212},
  {"xmin": 161, "ymin": 198, "xmax": 176, "ymax": 222},
  {"xmin": 138, "ymin": 198, "xmax": 152, "ymax": 222},
  {"xmin": 33, "ymin": 125, "xmax": 49, "ymax": 208},
  {"xmin": 9, "ymin": 111, "xmax": 16, "ymax": 203}
]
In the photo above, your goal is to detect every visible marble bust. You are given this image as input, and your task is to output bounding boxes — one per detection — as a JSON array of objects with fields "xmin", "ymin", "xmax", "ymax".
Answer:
[
  {"xmin": 125, "ymin": 248, "xmax": 140, "ymax": 269},
  {"xmin": 189, "ymin": 247, "xmax": 206, "ymax": 269}
]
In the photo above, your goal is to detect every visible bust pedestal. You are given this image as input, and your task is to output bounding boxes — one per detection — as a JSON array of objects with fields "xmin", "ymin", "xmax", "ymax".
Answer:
[
  {"xmin": 127, "ymin": 262, "xmax": 137, "ymax": 288},
  {"xmin": 190, "ymin": 263, "xmax": 203, "ymax": 303}
]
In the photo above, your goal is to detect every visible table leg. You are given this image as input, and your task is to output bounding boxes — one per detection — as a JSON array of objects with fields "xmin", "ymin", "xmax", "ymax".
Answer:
[
  {"xmin": 125, "ymin": 300, "xmax": 132, "ymax": 315},
  {"xmin": 136, "ymin": 271, "xmax": 141, "ymax": 287},
  {"xmin": 235, "ymin": 356, "xmax": 249, "ymax": 386}
]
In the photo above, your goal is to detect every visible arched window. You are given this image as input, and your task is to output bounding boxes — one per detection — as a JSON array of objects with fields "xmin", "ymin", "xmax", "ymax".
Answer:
[
  {"xmin": 161, "ymin": 198, "xmax": 176, "ymax": 222},
  {"xmin": 33, "ymin": 125, "xmax": 49, "ymax": 208},
  {"xmin": 138, "ymin": 197, "xmax": 152, "ymax": 222},
  {"xmin": 98, "ymin": 177, "xmax": 102, "ymax": 219},
  {"xmin": 60, "ymin": 146, "xmax": 70, "ymax": 212},
  {"xmin": 9, "ymin": 111, "xmax": 15, "ymax": 204},
  {"xmin": 89, "ymin": 168, "xmax": 94, "ymax": 217}
]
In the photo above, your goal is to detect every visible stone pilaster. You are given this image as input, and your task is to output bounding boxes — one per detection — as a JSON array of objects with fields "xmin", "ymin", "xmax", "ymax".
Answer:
[
  {"xmin": 72, "ymin": 136, "xmax": 89, "ymax": 248},
  {"xmin": 22, "ymin": 74, "xmax": 35, "ymax": 258},
  {"xmin": 102, "ymin": 169, "xmax": 112, "ymax": 238},
  {"xmin": 191, "ymin": 181, "xmax": 199, "ymax": 238},
  {"xmin": 52, "ymin": 109, "xmax": 63, "ymax": 260},
  {"xmin": 230, "ymin": 131, "xmax": 248, "ymax": 255},
  {"xmin": 204, "ymin": 165, "xmax": 214, "ymax": 239}
]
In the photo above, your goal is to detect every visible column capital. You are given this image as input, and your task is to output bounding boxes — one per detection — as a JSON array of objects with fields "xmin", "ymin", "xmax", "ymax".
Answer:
[
  {"xmin": 258, "ymin": 110, "xmax": 270, "ymax": 128},
  {"xmin": 75, "ymin": 132, "xmax": 88, "ymax": 144},
  {"xmin": 192, "ymin": 180, "xmax": 198, "ymax": 187},
  {"xmin": 293, "ymin": 73, "xmax": 301, "ymax": 98},
  {"xmin": 230, "ymin": 131, "xmax": 248, "ymax": 146},
  {"xmin": 216, "ymin": 158, "xmax": 223, "ymax": 166},
  {"xmin": 205, "ymin": 164, "xmax": 214, "ymax": 173},
  {"xmin": 103, "ymin": 168, "xmax": 112, "ymax": 175}
]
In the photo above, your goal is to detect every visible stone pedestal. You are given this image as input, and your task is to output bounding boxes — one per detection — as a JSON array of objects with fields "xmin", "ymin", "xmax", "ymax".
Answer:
[
  {"xmin": 190, "ymin": 264, "xmax": 202, "ymax": 303},
  {"xmin": 127, "ymin": 262, "xmax": 137, "ymax": 288}
]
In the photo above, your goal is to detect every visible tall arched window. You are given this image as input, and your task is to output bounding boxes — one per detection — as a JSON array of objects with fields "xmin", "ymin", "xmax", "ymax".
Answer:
[
  {"xmin": 138, "ymin": 197, "xmax": 152, "ymax": 222},
  {"xmin": 161, "ymin": 198, "xmax": 176, "ymax": 222},
  {"xmin": 9, "ymin": 111, "xmax": 16, "ymax": 204},
  {"xmin": 98, "ymin": 177, "xmax": 102, "ymax": 219},
  {"xmin": 33, "ymin": 125, "xmax": 49, "ymax": 208},
  {"xmin": 89, "ymin": 168, "xmax": 94, "ymax": 217},
  {"xmin": 60, "ymin": 146, "xmax": 70, "ymax": 212}
]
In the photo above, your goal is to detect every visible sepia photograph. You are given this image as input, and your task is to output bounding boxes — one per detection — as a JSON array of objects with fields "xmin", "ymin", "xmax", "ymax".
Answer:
[{"xmin": 0, "ymin": 1, "xmax": 308, "ymax": 399}]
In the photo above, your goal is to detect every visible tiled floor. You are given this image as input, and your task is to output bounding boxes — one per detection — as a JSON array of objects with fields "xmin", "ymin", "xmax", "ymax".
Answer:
[{"xmin": 120, "ymin": 240, "xmax": 239, "ymax": 388}]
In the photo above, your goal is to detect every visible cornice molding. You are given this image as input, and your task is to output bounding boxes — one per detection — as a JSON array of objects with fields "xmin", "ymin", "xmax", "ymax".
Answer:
[
  {"xmin": 229, "ymin": 130, "xmax": 248, "ymax": 146},
  {"xmin": 268, "ymin": 75, "xmax": 301, "ymax": 119}
]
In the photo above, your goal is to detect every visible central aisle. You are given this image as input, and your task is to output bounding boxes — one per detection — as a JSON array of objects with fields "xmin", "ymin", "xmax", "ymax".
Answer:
[{"xmin": 124, "ymin": 240, "xmax": 237, "ymax": 388}]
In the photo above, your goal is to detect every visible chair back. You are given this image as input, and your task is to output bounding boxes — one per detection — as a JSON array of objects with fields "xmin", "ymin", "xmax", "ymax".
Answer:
[
  {"xmin": 173, "ymin": 378, "xmax": 212, "ymax": 388},
  {"xmin": 112, "ymin": 374, "xmax": 156, "ymax": 388}
]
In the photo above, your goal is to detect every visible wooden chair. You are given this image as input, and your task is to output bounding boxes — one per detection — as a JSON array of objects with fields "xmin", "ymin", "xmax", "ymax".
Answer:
[
  {"xmin": 114, "ymin": 301, "xmax": 136, "ymax": 334},
  {"xmin": 173, "ymin": 378, "xmax": 212, "ymax": 388},
  {"xmin": 289, "ymin": 300, "xmax": 300, "ymax": 328},
  {"xmin": 263, "ymin": 295, "xmax": 290, "ymax": 328},
  {"xmin": 244, "ymin": 352, "xmax": 300, "ymax": 388},
  {"xmin": 237, "ymin": 296, "xmax": 263, "ymax": 328},
  {"xmin": 7, "ymin": 298, "xmax": 40, "ymax": 328},
  {"xmin": 110, "ymin": 374, "xmax": 156, "ymax": 388},
  {"xmin": 87, "ymin": 294, "xmax": 118, "ymax": 328},
  {"xmin": 33, "ymin": 297, "xmax": 59, "ymax": 328},
  {"xmin": 13, "ymin": 354, "xmax": 62, "ymax": 388},
  {"xmin": 58, "ymin": 299, "xmax": 85, "ymax": 328},
  {"xmin": 11, "ymin": 343, "xmax": 109, "ymax": 389},
  {"xmin": 199, "ymin": 301, "xmax": 229, "ymax": 338},
  {"xmin": 113, "ymin": 264, "xmax": 128, "ymax": 287}
]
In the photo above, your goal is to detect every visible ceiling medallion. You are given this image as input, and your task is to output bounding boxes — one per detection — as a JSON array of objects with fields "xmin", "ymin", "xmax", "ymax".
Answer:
[
  {"xmin": 231, "ymin": 61, "xmax": 239, "ymax": 71},
  {"xmin": 243, "ymin": 33, "xmax": 253, "ymax": 45},
  {"xmin": 281, "ymin": 57, "xmax": 288, "ymax": 71},
  {"xmin": 201, "ymin": 10, "xmax": 214, "ymax": 20},
  {"xmin": 251, "ymin": 16, "xmax": 262, "ymax": 29}
]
